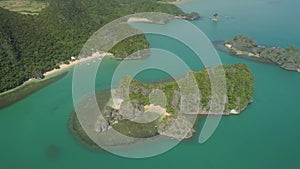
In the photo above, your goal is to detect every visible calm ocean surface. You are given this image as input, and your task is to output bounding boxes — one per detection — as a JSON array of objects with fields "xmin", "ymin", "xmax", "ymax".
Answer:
[{"xmin": 1, "ymin": 0, "xmax": 300, "ymax": 168}]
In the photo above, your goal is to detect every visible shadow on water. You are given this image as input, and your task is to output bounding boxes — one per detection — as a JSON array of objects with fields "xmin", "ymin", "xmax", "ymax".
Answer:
[
  {"xmin": 0, "ymin": 72, "xmax": 68, "ymax": 110},
  {"xmin": 46, "ymin": 144, "xmax": 61, "ymax": 160}
]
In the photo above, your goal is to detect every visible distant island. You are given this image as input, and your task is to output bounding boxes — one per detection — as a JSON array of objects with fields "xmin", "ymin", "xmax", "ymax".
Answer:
[
  {"xmin": 212, "ymin": 13, "xmax": 218, "ymax": 22},
  {"xmin": 223, "ymin": 35, "xmax": 300, "ymax": 72},
  {"xmin": 70, "ymin": 63, "xmax": 254, "ymax": 147}
]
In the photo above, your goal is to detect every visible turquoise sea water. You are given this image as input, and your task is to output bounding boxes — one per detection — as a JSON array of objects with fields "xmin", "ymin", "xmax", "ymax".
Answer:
[{"xmin": 1, "ymin": 0, "xmax": 300, "ymax": 168}]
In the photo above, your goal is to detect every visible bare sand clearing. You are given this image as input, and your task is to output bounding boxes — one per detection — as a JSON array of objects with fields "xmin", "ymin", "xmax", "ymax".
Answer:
[{"xmin": 144, "ymin": 104, "xmax": 171, "ymax": 116}]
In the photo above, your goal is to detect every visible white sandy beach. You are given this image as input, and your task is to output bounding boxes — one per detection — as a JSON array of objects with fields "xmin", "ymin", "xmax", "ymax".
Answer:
[
  {"xmin": 160, "ymin": 0, "xmax": 190, "ymax": 5},
  {"xmin": 44, "ymin": 52, "xmax": 113, "ymax": 77},
  {"xmin": 127, "ymin": 17, "xmax": 154, "ymax": 23},
  {"xmin": 225, "ymin": 43, "xmax": 260, "ymax": 57},
  {"xmin": 144, "ymin": 104, "xmax": 171, "ymax": 116}
]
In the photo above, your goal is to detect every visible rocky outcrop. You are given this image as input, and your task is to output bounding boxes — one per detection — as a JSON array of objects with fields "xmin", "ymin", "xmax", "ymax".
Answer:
[
  {"xmin": 95, "ymin": 119, "xmax": 110, "ymax": 133},
  {"xmin": 71, "ymin": 64, "xmax": 254, "ymax": 143},
  {"xmin": 174, "ymin": 12, "xmax": 200, "ymax": 21},
  {"xmin": 224, "ymin": 35, "xmax": 300, "ymax": 72},
  {"xmin": 212, "ymin": 13, "xmax": 218, "ymax": 22},
  {"xmin": 158, "ymin": 116, "xmax": 194, "ymax": 139}
]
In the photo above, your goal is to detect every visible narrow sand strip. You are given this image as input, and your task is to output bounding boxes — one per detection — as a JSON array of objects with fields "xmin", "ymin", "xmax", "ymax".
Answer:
[
  {"xmin": 159, "ymin": 0, "xmax": 190, "ymax": 5},
  {"xmin": 44, "ymin": 52, "xmax": 113, "ymax": 77},
  {"xmin": 127, "ymin": 17, "xmax": 153, "ymax": 23},
  {"xmin": 0, "ymin": 52, "xmax": 113, "ymax": 95}
]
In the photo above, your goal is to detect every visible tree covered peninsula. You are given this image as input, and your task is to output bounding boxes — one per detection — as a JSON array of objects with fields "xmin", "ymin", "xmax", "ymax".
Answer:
[
  {"xmin": 0, "ymin": 0, "xmax": 200, "ymax": 93},
  {"xmin": 223, "ymin": 35, "xmax": 300, "ymax": 72},
  {"xmin": 70, "ymin": 63, "xmax": 254, "ymax": 147}
]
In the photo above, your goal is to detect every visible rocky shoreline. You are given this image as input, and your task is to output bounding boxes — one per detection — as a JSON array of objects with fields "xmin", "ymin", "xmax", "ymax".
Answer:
[
  {"xmin": 223, "ymin": 35, "xmax": 300, "ymax": 72},
  {"xmin": 70, "ymin": 63, "xmax": 254, "ymax": 148}
]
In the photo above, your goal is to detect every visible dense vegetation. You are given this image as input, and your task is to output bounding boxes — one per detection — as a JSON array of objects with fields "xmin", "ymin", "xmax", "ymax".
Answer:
[
  {"xmin": 70, "ymin": 63, "xmax": 254, "ymax": 146},
  {"xmin": 108, "ymin": 35, "xmax": 150, "ymax": 60},
  {"xmin": 127, "ymin": 63, "xmax": 254, "ymax": 114},
  {"xmin": 0, "ymin": 0, "xmax": 199, "ymax": 93},
  {"xmin": 225, "ymin": 35, "xmax": 300, "ymax": 72},
  {"xmin": 0, "ymin": 1, "xmax": 96, "ymax": 92}
]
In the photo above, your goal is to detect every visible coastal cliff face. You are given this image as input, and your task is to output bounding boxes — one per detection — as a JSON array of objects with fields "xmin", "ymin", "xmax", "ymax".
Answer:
[
  {"xmin": 224, "ymin": 35, "xmax": 300, "ymax": 72},
  {"xmin": 70, "ymin": 63, "xmax": 254, "ymax": 146}
]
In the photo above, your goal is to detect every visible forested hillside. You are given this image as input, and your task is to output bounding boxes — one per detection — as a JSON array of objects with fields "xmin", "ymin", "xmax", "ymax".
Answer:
[{"xmin": 0, "ymin": 0, "xmax": 198, "ymax": 92}]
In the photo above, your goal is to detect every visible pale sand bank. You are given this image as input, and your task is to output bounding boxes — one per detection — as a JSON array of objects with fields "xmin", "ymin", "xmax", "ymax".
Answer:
[
  {"xmin": 44, "ymin": 52, "xmax": 113, "ymax": 77},
  {"xmin": 144, "ymin": 104, "xmax": 171, "ymax": 116},
  {"xmin": 127, "ymin": 17, "xmax": 154, "ymax": 23},
  {"xmin": 225, "ymin": 44, "xmax": 232, "ymax": 48},
  {"xmin": 229, "ymin": 109, "xmax": 240, "ymax": 115},
  {"xmin": 225, "ymin": 43, "xmax": 260, "ymax": 58},
  {"xmin": 159, "ymin": 0, "xmax": 190, "ymax": 5}
]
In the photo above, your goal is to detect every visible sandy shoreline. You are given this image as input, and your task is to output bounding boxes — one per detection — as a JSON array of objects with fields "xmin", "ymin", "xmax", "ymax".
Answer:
[
  {"xmin": 160, "ymin": 0, "xmax": 190, "ymax": 5},
  {"xmin": 44, "ymin": 52, "xmax": 113, "ymax": 77},
  {"xmin": 0, "ymin": 52, "xmax": 113, "ymax": 96},
  {"xmin": 144, "ymin": 104, "xmax": 171, "ymax": 116},
  {"xmin": 225, "ymin": 43, "xmax": 260, "ymax": 58},
  {"xmin": 127, "ymin": 17, "xmax": 154, "ymax": 23}
]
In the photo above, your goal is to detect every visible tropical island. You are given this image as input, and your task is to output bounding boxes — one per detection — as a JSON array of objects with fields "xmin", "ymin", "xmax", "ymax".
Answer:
[
  {"xmin": 70, "ymin": 63, "xmax": 254, "ymax": 147},
  {"xmin": 0, "ymin": 0, "xmax": 200, "ymax": 94},
  {"xmin": 0, "ymin": 0, "xmax": 255, "ymax": 150},
  {"xmin": 223, "ymin": 35, "xmax": 300, "ymax": 72}
]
